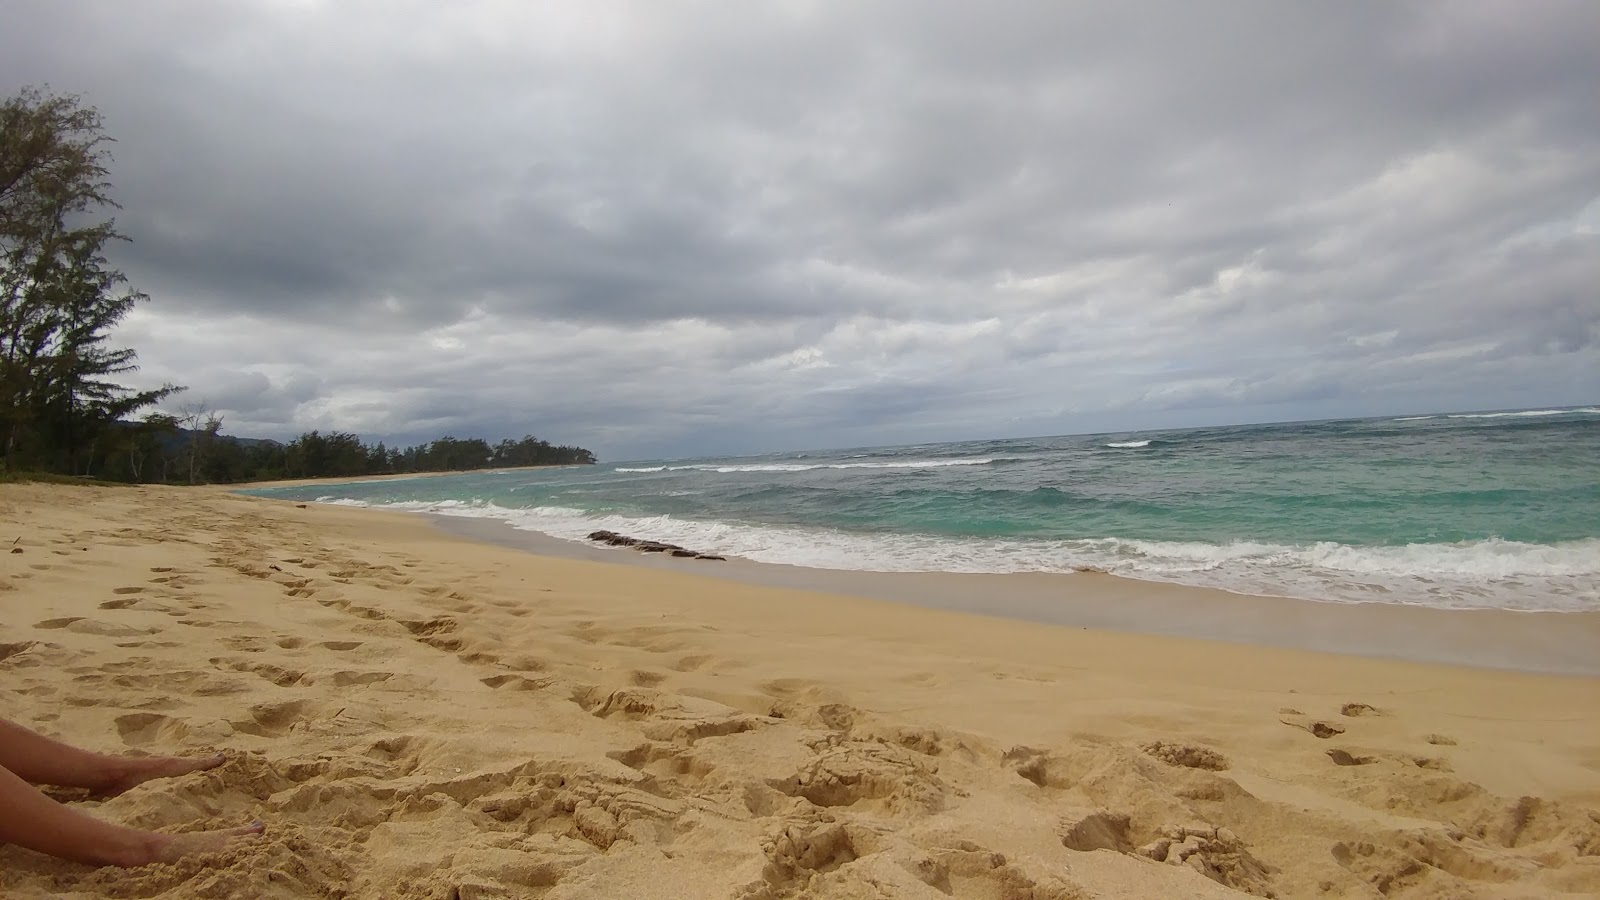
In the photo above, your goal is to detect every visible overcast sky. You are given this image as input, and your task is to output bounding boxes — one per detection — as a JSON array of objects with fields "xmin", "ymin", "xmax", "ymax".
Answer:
[{"xmin": 4, "ymin": 1, "xmax": 1597, "ymax": 460}]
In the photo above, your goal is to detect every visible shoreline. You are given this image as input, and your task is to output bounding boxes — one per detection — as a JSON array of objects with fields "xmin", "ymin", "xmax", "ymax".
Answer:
[
  {"xmin": 5, "ymin": 482, "xmax": 1598, "ymax": 899},
  {"xmin": 230, "ymin": 475, "xmax": 1599, "ymax": 617},
  {"xmin": 426, "ymin": 512, "xmax": 1600, "ymax": 676},
  {"xmin": 232, "ymin": 462, "xmax": 594, "ymax": 490}
]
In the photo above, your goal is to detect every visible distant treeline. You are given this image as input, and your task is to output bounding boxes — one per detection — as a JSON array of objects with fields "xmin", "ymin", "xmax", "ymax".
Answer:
[
  {"xmin": 251, "ymin": 431, "xmax": 597, "ymax": 482},
  {"xmin": 5, "ymin": 418, "xmax": 595, "ymax": 484},
  {"xmin": 107, "ymin": 427, "xmax": 596, "ymax": 485}
]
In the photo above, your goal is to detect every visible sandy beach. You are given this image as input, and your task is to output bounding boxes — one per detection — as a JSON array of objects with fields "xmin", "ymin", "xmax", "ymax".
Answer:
[{"xmin": 2, "ymin": 483, "xmax": 1597, "ymax": 899}]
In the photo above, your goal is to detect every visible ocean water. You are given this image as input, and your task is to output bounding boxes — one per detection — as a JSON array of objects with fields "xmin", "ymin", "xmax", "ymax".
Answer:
[{"xmin": 247, "ymin": 408, "xmax": 1600, "ymax": 613}]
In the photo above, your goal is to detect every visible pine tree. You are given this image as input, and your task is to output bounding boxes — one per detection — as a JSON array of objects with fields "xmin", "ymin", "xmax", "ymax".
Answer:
[{"xmin": 0, "ymin": 87, "xmax": 178, "ymax": 473}]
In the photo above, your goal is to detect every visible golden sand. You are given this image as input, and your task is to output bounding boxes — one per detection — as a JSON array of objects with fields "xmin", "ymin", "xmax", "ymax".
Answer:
[{"xmin": 1, "ymin": 483, "xmax": 1596, "ymax": 898}]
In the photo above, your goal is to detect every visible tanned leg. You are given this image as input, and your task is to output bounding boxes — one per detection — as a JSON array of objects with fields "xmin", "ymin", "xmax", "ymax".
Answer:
[
  {"xmin": 0, "ymin": 762, "xmax": 263, "ymax": 867},
  {"xmin": 0, "ymin": 717, "xmax": 224, "ymax": 795}
]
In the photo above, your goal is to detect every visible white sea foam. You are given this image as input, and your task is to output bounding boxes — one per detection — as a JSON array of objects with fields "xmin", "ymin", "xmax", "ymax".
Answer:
[
  {"xmin": 1105, "ymin": 440, "xmax": 1151, "ymax": 448},
  {"xmin": 345, "ymin": 498, "xmax": 1600, "ymax": 613},
  {"xmin": 1392, "ymin": 408, "xmax": 1599, "ymax": 423},
  {"xmin": 618, "ymin": 458, "xmax": 994, "ymax": 474},
  {"xmin": 1445, "ymin": 407, "xmax": 1600, "ymax": 419}
]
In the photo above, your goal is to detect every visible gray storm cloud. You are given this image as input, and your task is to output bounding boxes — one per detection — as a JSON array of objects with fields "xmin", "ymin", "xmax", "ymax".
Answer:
[{"xmin": 4, "ymin": 0, "xmax": 1596, "ymax": 459}]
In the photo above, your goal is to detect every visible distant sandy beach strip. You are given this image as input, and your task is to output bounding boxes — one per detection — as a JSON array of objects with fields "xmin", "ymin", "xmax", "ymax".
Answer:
[
  {"xmin": 238, "ymin": 463, "xmax": 591, "ymax": 491},
  {"xmin": 2, "ymin": 483, "xmax": 1597, "ymax": 899}
]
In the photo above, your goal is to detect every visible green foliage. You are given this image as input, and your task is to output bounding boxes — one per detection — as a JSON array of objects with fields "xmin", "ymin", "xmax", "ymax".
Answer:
[
  {"xmin": 1, "ymin": 87, "xmax": 179, "ymax": 473},
  {"xmin": 0, "ymin": 469, "xmax": 126, "ymax": 486},
  {"xmin": 245, "ymin": 431, "xmax": 595, "ymax": 482}
]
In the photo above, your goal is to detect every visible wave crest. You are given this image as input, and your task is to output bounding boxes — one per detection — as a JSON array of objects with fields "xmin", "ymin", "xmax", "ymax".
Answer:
[
  {"xmin": 617, "ymin": 458, "xmax": 997, "ymax": 474},
  {"xmin": 1446, "ymin": 407, "xmax": 1600, "ymax": 419}
]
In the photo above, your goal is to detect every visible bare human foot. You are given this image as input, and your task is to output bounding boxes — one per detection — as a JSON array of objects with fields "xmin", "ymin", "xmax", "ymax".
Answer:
[
  {"xmin": 1, "ymin": 758, "xmax": 266, "ymax": 869},
  {"xmin": 139, "ymin": 821, "xmax": 266, "ymax": 866},
  {"xmin": 100, "ymin": 752, "xmax": 228, "ymax": 796}
]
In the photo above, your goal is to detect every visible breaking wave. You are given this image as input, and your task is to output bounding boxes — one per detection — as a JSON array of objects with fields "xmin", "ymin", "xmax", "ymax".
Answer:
[
  {"xmin": 617, "ymin": 458, "xmax": 996, "ymax": 474},
  {"xmin": 323, "ymin": 497, "xmax": 1600, "ymax": 613},
  {"xmin": 1445, "ymin": 407, "xmax": 1600, "ymax": 419}
]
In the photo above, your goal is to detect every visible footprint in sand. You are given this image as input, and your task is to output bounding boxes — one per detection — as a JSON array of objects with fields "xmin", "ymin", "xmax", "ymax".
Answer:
[
  {"xmin": 1327, "ymin": 749, "xmax": 1377, "ymax": 766},
  {"xmin": 1003, "ymin": 746, "xmax": 1059, "ymax": 788},
  {"xmin": 36, "ymin": 614, "xmax": 153, "ymax": 637},
  {"xmin": 1341, "ymin": 702, "xmax": 1383, "ymax": 717},
  {"xmin": 401, "ymin": 617, "xmax": 457, "ymax": 637},
  {"xmin": 111, "ymin": 585, "xmax": 145, "ymax": 595},
  {"xmin": 149, "ymin": 574, "xmax": 197, "ymax": 588},
  {"xmin": 481, "ymin": 673, "xmax": 549, "ymax": 691},
  {"xmin": 230, "ymin": 699, "xmax": 313, "ymax": 737},
  {"xmin": 0, "ymin": 641, "xmax": 38, "ymax": 662},
  {"xmin": 318, "ymin": 598, "xmax": 381, "ymax": 620},
  {"xmin": 673, "ymin": 654, "xmax": 713, "ymax": 672},
  {"xmin": 114, "ymin": 712, "xmax": 190, "ymax": 746},
  {"xmin": 330, "ymin": 671, "xmax": 392, "ymax": 687},
  {"xmin": 423, "ymin": 635, "xmax": 465, "ymax": 652},
  {"xmin": 455, "ymin": 648, "xmax": 502, "ymax": 666},
  {"xmin": 214, "ymin": 658, "xmax": 306, "ymax": 687},
  {"xmin": 1281, "ymin": 716, "xmax": 1345, "ymax": 739},
  {"xmin": 498, "ymin": 654, "xmax": 549, "ymax": 672},
  {"xmin": 366, "ymin": 734, "xmax": 414, "ymax": 762},
  {"xmin": 317, "ymin": 640, "xmax": 363, "ymax": 651}
]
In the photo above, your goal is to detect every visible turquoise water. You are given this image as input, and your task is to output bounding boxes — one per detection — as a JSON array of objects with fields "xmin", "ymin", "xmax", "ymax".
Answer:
[{"xmin": 249, "ymin": 407, "xmax": 1600, "ymax": 612}]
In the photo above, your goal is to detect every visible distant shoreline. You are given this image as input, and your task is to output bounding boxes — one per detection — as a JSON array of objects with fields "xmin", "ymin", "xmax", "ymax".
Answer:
[{"xmin": 230, "ymin": 462, "xmax": 594, "ymax": 490}]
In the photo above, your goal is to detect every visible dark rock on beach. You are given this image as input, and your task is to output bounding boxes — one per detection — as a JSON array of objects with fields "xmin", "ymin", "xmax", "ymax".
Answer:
[{"xmin": 586, "ymin": 530, "xmax": 726, "ymax": 561}]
